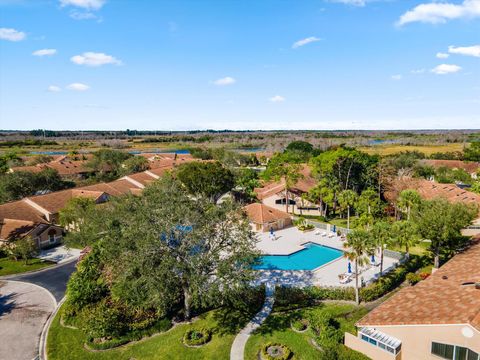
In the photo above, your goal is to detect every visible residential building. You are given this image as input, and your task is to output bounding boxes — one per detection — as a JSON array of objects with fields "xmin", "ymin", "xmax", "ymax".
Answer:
[
  {"xmin": 345, "ymin": 240, "xmax": 480, "ymax": 360},
  {"xmin": 254, "ymin": 165, "xmax": 319, "ymax": 215},
  {"xmin": 244, "ymin": 203, "xmax": 292, "ymax": 232},
  {"xmin": 419, "ymin": 159, "xmax": 480, "ymax": 179}
]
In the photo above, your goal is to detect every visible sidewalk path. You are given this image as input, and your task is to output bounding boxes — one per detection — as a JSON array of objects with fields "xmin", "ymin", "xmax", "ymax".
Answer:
[{"xmin": 230, "ymin": 283, "xmax": 275, "ymax": 360}]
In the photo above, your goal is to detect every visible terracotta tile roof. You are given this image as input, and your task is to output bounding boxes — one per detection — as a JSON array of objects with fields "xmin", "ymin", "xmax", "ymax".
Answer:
[
  {"xmin": 147, "ymin": 166, "xmax": 173, "ymax": 178},
  {"xmin": 0, "ymin": 219, "xmax": 36, "ymax": 240},
  {"xmin": 254, "ymin": 165, "xmax": 316, "ymax": 200},
  {"xmin": 10, "ymin": 159, "xmax": 92, "ymax": 176},
  {"xmin": 26, "ymin": 189, "xmax": 106, "ymax": 214},
  {"xmin": 357, "ymin": 239, "xmax": 480, "ymax": 331},
  {"xmin": 420, "ymin": 159, "xmax": 480, "ymax": 174},
  {"xmin": 79, "ymin": 180, "xmax": 140, "ymax": 196},
  {"xmin": 124, "ymin": 172, "xmax": 157, "ymax": 186},
  {"xmin": 385, "ymin": 178, "xmax": 480, "ymax": 208},
  {"xmin": 244, "ymin": 203, "xmax": 291, "ymax": 224},
  {"xmin": 0, "ymin": 200, "xmax": 47, "ymax": 223}
]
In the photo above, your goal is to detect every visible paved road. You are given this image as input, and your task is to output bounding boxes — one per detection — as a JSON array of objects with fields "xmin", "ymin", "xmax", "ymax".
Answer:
[
  {"xmin": 0, "ymin": 281, "xmax": 56, "ymax": 360},
  {"xmin": 7, "ymin": 260, "xmax": 77, "ymax": 302}
]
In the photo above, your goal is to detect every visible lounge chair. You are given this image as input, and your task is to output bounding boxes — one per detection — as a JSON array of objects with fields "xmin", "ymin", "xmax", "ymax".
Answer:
[{"xmin": 339, "ymin": 273, "xmax": 353, "ymax": 284}]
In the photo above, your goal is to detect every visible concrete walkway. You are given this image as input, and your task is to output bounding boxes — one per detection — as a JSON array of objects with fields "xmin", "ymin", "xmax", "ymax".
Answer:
[{"xmin": 230, "ymin": 283, "xmax": 275, "ymax": 360}]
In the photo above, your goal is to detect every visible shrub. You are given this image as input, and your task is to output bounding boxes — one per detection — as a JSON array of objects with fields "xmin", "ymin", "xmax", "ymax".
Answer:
[
  {"xmin": 86, "ymin": 318, "xmax": 171, "ymax": 350},
  {"xmin": 261, "ymin": 342, "xmax": 292, "ymax": 360},
  {"xmin": 79, "ymin": 300, "xmax": 127, "ymax": 339},
  {"xmin": 291, "ymin": 318, "xmax": 309, "ymax": 332},
  {"xmin": 406, "ymin": 272, "xmax": 422, "ymax": 285},
  {"xmin": 183, "ymin": 328, "xmax": 212, "ymax": 346},
  {"xmin": 275, "ymin": 286, "xmax": 355, "ymax": 311}
]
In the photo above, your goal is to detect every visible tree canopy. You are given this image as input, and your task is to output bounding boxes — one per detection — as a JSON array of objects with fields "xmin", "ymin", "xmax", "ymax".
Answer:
[
  {"xmin": 64, "ymin": 176, "xmax": 259, "ymax": 323},
  {"xmin": 175, "ymin": 161, "xmax": 234, "ymax": 203}
]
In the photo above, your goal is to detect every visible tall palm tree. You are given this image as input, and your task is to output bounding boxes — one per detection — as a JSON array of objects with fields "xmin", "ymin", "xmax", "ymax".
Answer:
[
  {"xmin": 338, "ymin": 189, "xmax": 358, "ymax": 230},
  {"xmin": 397, "ymin": 189, "xmax": 421, "ymax": 221},
  {"xmin": 269, "ymin": 162, "xmax": 303, "ymax": 213},
  {"xmin": 392, "ymin": 220, "xmax": 419, "ymax": 259},
  {"xmin": 344, "ymin": 229, "xmax": 375, "ymax": 304},
  {"xmin": 370, "ymin": 221, "xmax": 392, "ymax": 277}
]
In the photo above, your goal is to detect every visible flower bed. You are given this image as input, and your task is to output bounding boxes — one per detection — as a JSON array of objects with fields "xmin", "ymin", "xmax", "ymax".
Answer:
[
  {"xmin": 291, "ymin": 319, "xmax": 309, "ymax": 332},
  {"xmin": 183, "ymin": 328, "xmax": 212, "ymax": 347},
  {"xmin": 261, "ymin": 342, "xmax": 293, "ymax": 360}
]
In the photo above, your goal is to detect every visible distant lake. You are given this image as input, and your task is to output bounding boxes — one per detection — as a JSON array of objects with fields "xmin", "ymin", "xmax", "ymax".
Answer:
[
  {"xmin": 367, "ymin": 139, "xmax": 399, "ymax": 145},
  {"xmin": 233, "ymin": 147, "xmax": 266, "ymax": 153},
  {"xmin": 30, "ymin": 149, "xmax": 190, "ymax": 155}
]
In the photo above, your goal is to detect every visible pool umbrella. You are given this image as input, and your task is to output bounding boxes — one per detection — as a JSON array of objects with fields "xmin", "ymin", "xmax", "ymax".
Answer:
[
  {"xmin": 270, "ymin": 227, "xmax": 274, "ymax": 236},
  {"xmin": 348, "ymin": 262, "xmax": 352, "ymax": 273},
  {"xmin": 371, "ymin": 254, "xmax": 375, "ymax": 263}
]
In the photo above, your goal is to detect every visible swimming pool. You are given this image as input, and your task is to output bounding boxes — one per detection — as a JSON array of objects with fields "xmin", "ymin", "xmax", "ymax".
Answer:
[{"xmin": 254, "ymin": 243, "xmax": 343, "ymax": 271}]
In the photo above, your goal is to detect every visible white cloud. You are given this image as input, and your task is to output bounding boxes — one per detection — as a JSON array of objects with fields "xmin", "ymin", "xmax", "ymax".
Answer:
[
  {"xmin": 71, "ymin": 52, "xmax": 122, "ymax": 66},
  {"xmin": 69, "ymin": 10, "xmax": 98, "ymax": 20},
  {"xmin": 397, "ymin": 0, "xmax": 480, "ymax": 26},
  {"xmin": 60, "ymin": 0, "xmax": 106, "ymax": 10},
  {"xmin": 436, "ymin": 52, "xmax": 450, "ymax": 59},
  {"xmin": 66, "ymin": 83, "xmax": 90, "ymax": 91},
  {"xmin": 0, "ymin": 27, "xmax": 26, "ymax": 41},
  {"xmin": 33, "ymin": 49, "xmax": 57, "ymax": 57},
  {"xmin": 292, "ymin": 36, "xmax": 321, "ymax": 49},
  {"xmin": 448, "ymin": 45, "xmax": 480, "ymax": 57},
  {"xmin": 329, "ymin": 0, "xmax": 366, "ymax": 6},
  {"xmin": 48, "ymin": 85, "xmax": 62, "ymax": 92},
  {"xmin": 391, "ymin": 74, "xmax": 402, "ymax": 80},
  {"xmin": 213, "ymin": 77, "xmax": 236, "ymax": 86},
  {"xmin": 431, "ymin": 64, "xmax": 462, "ymax": 75},
  {"xmin": 269, "ymin": 95, "xmax": 286, "ymax": 103}
]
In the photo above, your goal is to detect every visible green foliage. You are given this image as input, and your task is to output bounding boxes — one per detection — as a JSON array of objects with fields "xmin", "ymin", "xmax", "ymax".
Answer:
[
  {"xmin": 406, "ymin": 272, "xmax": 422, "ymax": 285},
  {"xmin": 464, "ymin": 141, "xmax": 480, "ymax": 161},
  {"xmin": 79, "ymin": 299, "xmax": 127, "ymax": 339},
  {"xmin": 291, "ymin": 319, "xmax": 309, "ymax": 332},
  {"xmin": 434, "ymin": 166, "xmax": 473, "ymax": 184},
  {"xmin": 261, "ymin": 342, "xmax": 292, "ymax": 360},
  {"xmin": 429, "ymin": 151, "xmax": 463, "ymax": 160},
  {"xmin": 176, "ymin": 161, "xmax": 234, "ymax": 203},
  {"xmin": 0, "ymin": 168, "xmax": 74, "ymax": 203},
  {"xmin": 121, "ymin": 156, "xmax": 149, "ymax": 174},
  {"xmin": 413, "ymin": 198, "xmax": 477, "ymax": 267},
  {"xmin": 27, "ymin": 154, "xmax": 54, "ymax": 165},
  {"xmin": 286, "ymin": 141, "xmax": 314, "ymax": 154},
  {"xmin": 233, "ymin": 168, "xmax": 260, "ymax": 201},
  {"xmin": 183, "ymin": 328, "xmax": 212, "ymax": 346},
  {"xmin": 6, "ymin": 237, "xmax": 39, "ymax": 264},
  {"xmin": 391, "ymin": 220, "xmax": 419, "ymax": 256},
  {"xmin": 274, "ymin": 286, "xmax": 355, "ymax": 311},
  {"xmin": 385, "ymin": 150, "xmax": 425, "ymax": 170},
  {"xmin": 87, "ymin": 149, "xmax": 132, "ymax": 181},
  {"xmin": 293, "ymin": 217, "xmax": 314, "ymax": 231}
]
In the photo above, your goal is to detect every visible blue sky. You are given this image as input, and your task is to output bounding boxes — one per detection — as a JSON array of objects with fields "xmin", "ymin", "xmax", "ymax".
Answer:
[{"xmin": 0, "ymin": 0, "xmax": 479, "ymax": 130}]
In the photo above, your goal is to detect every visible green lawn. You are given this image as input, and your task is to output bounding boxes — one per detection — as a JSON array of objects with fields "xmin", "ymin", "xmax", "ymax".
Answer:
[
  {"xmin": 0, "ymin": 256, "xmax": 54, "ymax": 276},
  {"xmin": 48, "ymin": 308, "xmax": 238, "ymax": 360},
  {"xmin": 389, "ymin": 240, "xmax": 430, "ymax": 256},
  {"xmin": 244, "ymin": 303, "xmax": 369, "ymax": 360}
]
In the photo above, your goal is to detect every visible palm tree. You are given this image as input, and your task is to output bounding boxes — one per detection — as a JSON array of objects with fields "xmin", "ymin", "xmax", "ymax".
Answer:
[
  {"xmin": 338, "ymin": 189, "xmax": 358, "ymax": 230},
  {"xmin": 370, "ymin": 221, "xmax": 392, "ymax": 277},
  {"xmin": 397, "ymin": 190, "xmax": 421, "ymax": 221},
  {"xmin": 344, "ymin": 229, "xmax": 375, "ymax": 304},
  {"xmin": 392, "ymin": 220, "xmax": 418, "ymax": 259},
  {"xmin": 269, "ymin": 162, "xmax": 303, "ymax": 213}
]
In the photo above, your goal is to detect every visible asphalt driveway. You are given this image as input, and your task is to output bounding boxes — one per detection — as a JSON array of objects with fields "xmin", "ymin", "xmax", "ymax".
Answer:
[
  {"xmin": 0, "ymin": 280, "xmax": 56, "ymax": 360},
  {"xmin": 7, "ymin": 260, "xmax": 77, "ymax": 302}
]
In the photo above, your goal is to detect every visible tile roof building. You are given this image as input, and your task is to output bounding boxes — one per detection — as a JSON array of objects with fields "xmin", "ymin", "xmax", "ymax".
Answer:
[
  {"xmin": 254, "ymin": 165, "xmax": 319, "ymax": 215},
  {"xmin": 243, "ymin": 203, "xmax": 292, "ymax": 232},
  {"xmin": 345, "ymin": 239, "xmax": 480, "ymax": 360},
  {"xmin": 419, "ymin": 159, "xmax": 480, "ymax": 178}
]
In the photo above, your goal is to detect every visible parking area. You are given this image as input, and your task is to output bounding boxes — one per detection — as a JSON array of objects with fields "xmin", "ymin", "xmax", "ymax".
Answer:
[{"xmin": 0, "ymin": 280, "xmax": 56, "ymax": 360}]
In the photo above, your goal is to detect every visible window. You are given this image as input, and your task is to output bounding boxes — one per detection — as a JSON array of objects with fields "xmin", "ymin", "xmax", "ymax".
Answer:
[
  {"xmin": 432, "ymin": 342, "xmax": 455, "ymax": 359},
  {"xmin": 432, "ymin": 342, "xmax": 479, "ymax": 360}
]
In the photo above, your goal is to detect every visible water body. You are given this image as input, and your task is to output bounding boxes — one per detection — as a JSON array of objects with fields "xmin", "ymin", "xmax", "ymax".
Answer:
[{"xmin": 254, "ymin": 243, "xmax": 343, "ymax": 271}]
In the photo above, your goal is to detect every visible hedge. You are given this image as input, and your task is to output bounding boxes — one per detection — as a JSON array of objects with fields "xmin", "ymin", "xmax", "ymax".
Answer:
[
  {"xmin": 261, "ymin": 342, "xmax": 292, "ymax": 360},
  {"xmin": 183, "ymin": 328, "xmax": 212, "ymax": 346},
  {"xmin": 86, "ymin": 318, "xmax": 172, "ymax": 350},
  {"xmin": 276, "ymin": 255, "xmax": 427, "ymax": 305}
]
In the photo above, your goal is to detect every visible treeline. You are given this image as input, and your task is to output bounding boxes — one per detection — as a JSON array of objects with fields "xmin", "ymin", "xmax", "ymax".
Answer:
[{"xmin": 0, "ymin": 139, "xmax": 58, "ymax": 147}]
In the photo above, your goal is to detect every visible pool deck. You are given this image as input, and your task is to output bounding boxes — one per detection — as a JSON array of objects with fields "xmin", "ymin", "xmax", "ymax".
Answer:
[{"xmin": 254, "ymin": 227, "xmax": 400, "ymax": 288}]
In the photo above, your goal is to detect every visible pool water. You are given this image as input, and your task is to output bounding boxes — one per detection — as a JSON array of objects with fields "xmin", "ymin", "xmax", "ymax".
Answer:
[{"xmin": 254, "ymin": 243, "xmax": 343, "ymax": 271}]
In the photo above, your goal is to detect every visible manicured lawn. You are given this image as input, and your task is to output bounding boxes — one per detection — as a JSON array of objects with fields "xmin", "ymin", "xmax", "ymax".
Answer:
[
  {"xmin": 48, "ymin": 305, "xmax": 256, "ymax": 360},
  {"xmin": 389, "ymin": 239, "xmax": 430, "ymax": 256},
  {"xmin": 244, "ymin": 303, "xmax": 369, "ymax": 360},
  {"xmin": 0, "ymin": 257, "xmax": 54, "ymax": 276}
]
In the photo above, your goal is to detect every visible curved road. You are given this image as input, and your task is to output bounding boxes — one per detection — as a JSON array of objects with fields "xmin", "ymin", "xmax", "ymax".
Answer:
[
  {"xmin": 0, "ymin": 260, "xmax": 77, "ymax": 360},
  {"xmin": 6, "ymin": 260, "xmax": 77, "ymax": 302}
]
